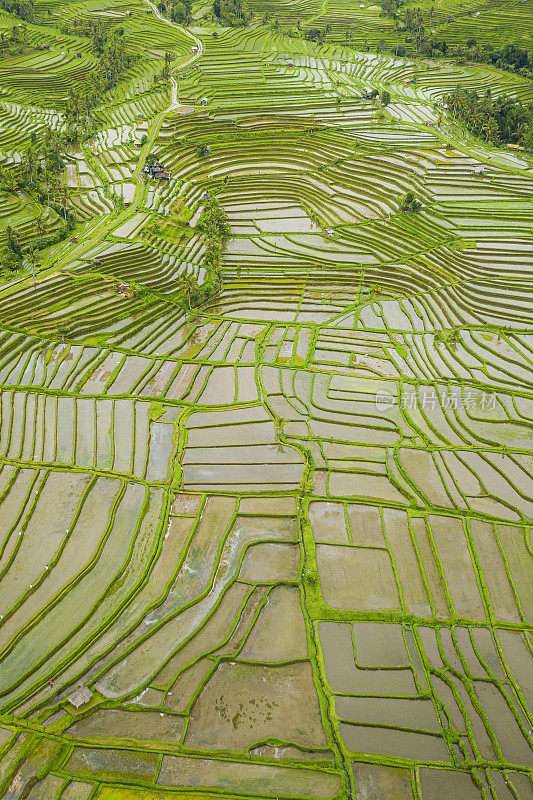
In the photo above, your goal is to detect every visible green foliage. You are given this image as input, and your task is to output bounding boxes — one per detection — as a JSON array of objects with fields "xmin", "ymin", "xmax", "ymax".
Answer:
[
  {"xmin": 399, "ymin": 191, "xmax": 422, "ymax": 212},
  {"xmin": 380, "ymin": 90, "xmax": 391, "ymax": 106},
  {"xmin": 172, "ymin": 198, "xmax": 231, "ymax": 311},
  {"xmin": 148, "ymin": 402, "xmax": 166, "ymax": 421},
  {"xmin": 446, "ymin": 86, "xmax": 533, "ymax": 146},
  {"xmin": 158, "ymin": 0, "xmax": 192, "ymax": 24},
  {"xmin": 213, "ymin": 0, "xmax": 250, "ymax": 26},
  {"xmin": 0, "ymin": 246, "xmax": 23, "ymax": 274},
  {"xmin": 1, "ymin": 225, "xmax": 23, "ymax": 276},
  {"xmin": 305, "ymin": 27, "xmax": 329, "ymax": 44},
  {"xmin": 6, "ymin": 225, "xmax": 22, "ymax": 258},
  {"xmin": 170, "ymin": 0, "xmax": 192, "ymax": 23},
  {"xmin": 379, "ymin": 0, "xmax": 403, "ymax": 19},
  {"xmin": 434, "ymin": 328, "xmax": 461, "ymax": 348},
  {"xmin": 448, "ymin": 41, "xmax": 533, "ymax": 81},
  {"xmin": 61, "ymin": 23, "xmax": 139, "ymax": 142},
  {"xmin": 379, "ymin": 0, "xmax": 533, "ymax": 80},
  {"xmin": 0, "ymin": 0, "xmax": 34, "ymax": 22},
  {"xmin": 196, "ymin": 196, "xmax": 230, "ymax": 250}
]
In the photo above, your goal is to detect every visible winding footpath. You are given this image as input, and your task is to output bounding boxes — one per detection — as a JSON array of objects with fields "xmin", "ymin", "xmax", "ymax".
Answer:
[
  {"xmin": 144, "ymin": 0, "xmax": 204, "ymax": 109},
  {"xmin": 52, "ymin": 8, "xmax": 204, "ymax": 273}
]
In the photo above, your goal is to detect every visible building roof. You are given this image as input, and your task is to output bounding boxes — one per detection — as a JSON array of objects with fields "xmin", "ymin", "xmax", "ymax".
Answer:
[{"xmin": 67, "ymin": 685, "xmax": 93, "ymax": 709}]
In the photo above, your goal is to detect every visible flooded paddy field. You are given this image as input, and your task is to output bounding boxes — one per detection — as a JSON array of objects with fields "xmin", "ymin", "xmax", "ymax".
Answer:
[{"xmin": 0, "ymin": 0, "xmax": 532, "ymax": 794}]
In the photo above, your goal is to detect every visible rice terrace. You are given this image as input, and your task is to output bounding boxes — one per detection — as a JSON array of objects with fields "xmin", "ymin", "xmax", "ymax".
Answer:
[{"xmin": 0, "ymin": 0, "xmax": 532, "ymax": 788}]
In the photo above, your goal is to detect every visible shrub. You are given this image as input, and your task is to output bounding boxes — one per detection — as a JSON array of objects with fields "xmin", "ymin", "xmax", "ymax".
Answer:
[{"xmin": 399, "ymin": 191, "xmax": 422, "ymax": 212}]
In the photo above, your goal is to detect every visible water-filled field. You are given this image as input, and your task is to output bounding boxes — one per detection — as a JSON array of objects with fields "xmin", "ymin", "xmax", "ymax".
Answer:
[{"xmin": 0, "ymin": 0, "xmax": 532, "ymax": 794}]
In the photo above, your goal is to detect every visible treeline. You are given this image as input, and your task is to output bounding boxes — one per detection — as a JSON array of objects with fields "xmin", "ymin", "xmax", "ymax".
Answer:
[
  {"xmin": 414, "ymin": 37, "xmax": 533, "ymax": 81},
  {"xmin": 0, "ymin": 125, "xmax": 76, "ymax": 275},
  {"xmin": 158, "ymin": 0, "xmax": 192, "ymax": 25},
  {"xmin": 305, "ymin": 25, "xmax": 332, "ymax": 44},
  {"xmin": 378, "ymin": 0, "xmax": 533, "ymax": 79},
  {"xmin": 175, "ymin": 196, "xmax": 231, "ymax": 308},
  {"xmin": 0, "ymin": 23, "xmax": 32, "ymax": 54},
  {"xmin": 0, "ymin": 214, "xmax": 75, "ymax": 276},
  {"xmin": 1, "ymin": 226, "xmax": 24, "ymax": 274},
  {"xmin": 446, "ymin": 87, "xmax": 533, "ymax": 148},
  {"xmin": 63, "ymin": 25, "xmax": 138, "ymax": 141},
  {"xmin": 212, "ymin": 0, "xmax": 250, "ymax": 27},
  {"xmin": 446, "ymin": 41, "xmax": 533, "ymax": 80},
  {"xmin": 196, "ymin": 195, "xmax": 230, "ymax": 278},
  {"xmin": 0, "ymin": 0, "xmax": 34, "ymax": 22},
  {"xmin": 0, "ymin": 126, "xmax": 65, "ymax": 193}
]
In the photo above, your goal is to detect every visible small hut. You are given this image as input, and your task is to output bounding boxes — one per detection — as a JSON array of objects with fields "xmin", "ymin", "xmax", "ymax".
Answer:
[{"xmin": 67, "ymin": 685, "xmax": 93, "ymax": 709}]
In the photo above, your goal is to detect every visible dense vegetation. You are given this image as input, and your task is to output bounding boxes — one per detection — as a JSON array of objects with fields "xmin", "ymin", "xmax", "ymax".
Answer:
[
  {"xmin": 158, "ymin": 0, "xmax": 193, "ymax": 25},
  {"xmin": 446, "ymin": 87, "xmax": 533, "ymax": 146},
  {"xmin": 212, "ymin": 0, "xmax": 251, "ymax": 27},
  {"xmin": 63, "ymin": 26, "xmax": 138, "ymax": 140},
  {"xmin": 0, "ymin": 0, "xmax": 34, "ymax": 22},
  {"xmin": 196, "ymin": 195, "xmax": 230, "ymax": 283},
  {"xmin": 378, "ymin": 0, "xmax": 533, "ymax": 78},
  {"xmin": 0, "ymin": 124, "xmax": 76, "ymax": 275}
]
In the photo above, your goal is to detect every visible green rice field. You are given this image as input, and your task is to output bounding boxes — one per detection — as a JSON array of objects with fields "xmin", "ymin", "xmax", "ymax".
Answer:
[{"xmin": 0, "ymin": 0, "xmax": 532, "ymax": 794}]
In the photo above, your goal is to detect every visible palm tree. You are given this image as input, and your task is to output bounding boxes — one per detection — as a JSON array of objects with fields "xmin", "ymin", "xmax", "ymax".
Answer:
[
  {"xmin": 482, "ymin": 118, "xmax": 499, "ymax": 144},
  {"xmin": 6, "ymin": 225, "xmax": 21, "ymax": 257},
  {"xmin": 36, "ymin": 214, "xmax": 46, "ymax": 246},
  {"xmin": 57, "ymin": 324, "xmax": 70, "ymax": 345},
  {"xmin": 29, "ymin": 248, "xmax": 39, "ymax": 289},
  {"xmin": 22, "ymin": 148, "xmax": 38, "ymax": 187},
  {"xmin": 181, "ymin": 274, "xmax": 195, "ymax": 310},
  {"xmin": 2, "ymin": 170, "xmax": 17, "ymax": 193},
  {"xmin": 50, "ymin": 175, "xmax": 61, "ymax": 206},
  {"xmin": 60, "ymin": 186, "xmax": 69, "ymax": 222}
]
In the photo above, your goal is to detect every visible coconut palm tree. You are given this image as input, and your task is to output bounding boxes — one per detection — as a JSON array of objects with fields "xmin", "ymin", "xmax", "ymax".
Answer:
[
  {"xmin": 181, "ymin": 274, "xmax": 195, "ymax": 310},
  {"xmin": 482, "ymin": 118, "xmax": 499, "ymax": 143},
  {"xmin": 1, "ymin": 170, "xmax": 17, "ymax": 193},
  {"xmin": 35, "ymin": 214, "xmax": 46, "ymax": 246},
  {"xmin": 21, "ymin": 148, "xmax": 39, "ymax": 187},
  {"xmin": 59, "ymin": 185, "xmax": 69, "ymax": 221},
  {"xmin": 50, "ymin": 174, "xmax": 61, "ymax": 206}
]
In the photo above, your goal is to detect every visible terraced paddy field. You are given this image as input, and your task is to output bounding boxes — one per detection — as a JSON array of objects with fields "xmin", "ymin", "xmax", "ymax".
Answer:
[{"xmin": 0, "ymin": 0, "xmax": 532, "ymax": 794}]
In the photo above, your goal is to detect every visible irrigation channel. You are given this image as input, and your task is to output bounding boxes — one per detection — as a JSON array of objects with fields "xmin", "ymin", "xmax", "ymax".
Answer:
[{"xmin": 0, "ymin": 0, "xmax": 532, "ymax": 795}]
